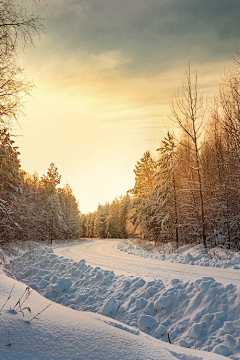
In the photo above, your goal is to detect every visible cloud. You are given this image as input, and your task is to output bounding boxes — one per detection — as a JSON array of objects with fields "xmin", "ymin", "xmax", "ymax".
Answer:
[
  {"xmin": 40, "ymin": 0, "xmax": 240, "ymax": 74},
  {"xmin": 20, "ymin": 0, "xmax": 238, "ymax": 112},
  {"xmin": 89, "ymin": 50, "xmax": 132, "ymax": 70}
]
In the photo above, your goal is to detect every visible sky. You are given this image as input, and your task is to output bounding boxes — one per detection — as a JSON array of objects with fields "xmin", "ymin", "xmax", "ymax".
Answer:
[{"xmin": 15, "ymin": 0, "xmax": 240, "ymax": 213}]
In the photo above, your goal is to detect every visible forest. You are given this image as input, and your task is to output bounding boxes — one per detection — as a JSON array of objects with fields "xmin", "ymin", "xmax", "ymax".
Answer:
[{"xmin": 83, "ymin": 62, "xmax": 240, "ymax": 250}]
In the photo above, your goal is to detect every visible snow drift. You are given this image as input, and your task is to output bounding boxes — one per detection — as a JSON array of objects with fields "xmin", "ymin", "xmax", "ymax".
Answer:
[{"xmin": 0, "ymin": 271, "xmax": 229, "ymax": 360}]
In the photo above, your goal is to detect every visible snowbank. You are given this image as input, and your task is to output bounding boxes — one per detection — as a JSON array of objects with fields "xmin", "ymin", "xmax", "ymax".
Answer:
[
  {"xmin": 8, "ymin": 243, "xmax": 240, "ymax": 359},
  {"xmin": 0, "ymin": 272, "xmax": 229, "ymax": 360},
  {"xmin": 118, "ymin": 241, "xmax": 240, "ymax": 269}
]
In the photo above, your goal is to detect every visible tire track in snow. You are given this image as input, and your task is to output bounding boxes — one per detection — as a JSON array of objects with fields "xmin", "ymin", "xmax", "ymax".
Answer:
[{"xmin": 54, "ymin": 239, "xmax": 240, "ymax": 286}]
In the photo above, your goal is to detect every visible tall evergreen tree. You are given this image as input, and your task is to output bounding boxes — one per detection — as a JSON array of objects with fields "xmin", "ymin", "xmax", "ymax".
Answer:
[
  {"xmin": 129, "ymin": 151, "xmax": 157, "ymax": 239},
  {"xmin": 40, "ymin": 163, "xmax": 63, "ymax": 243},
  {"xmin": 151, "ymin": 132, "xmax": 179, "ymax": 246},
  {"xmin": 0, "ymin": 128, "xmax": 22, "ymax": 241}
]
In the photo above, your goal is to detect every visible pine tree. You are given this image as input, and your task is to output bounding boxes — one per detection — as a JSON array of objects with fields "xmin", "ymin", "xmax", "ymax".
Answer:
[
  {"xmin": 152, "ymin": 132, "xmax": 179, "ymax": 246},
  {"xmin": 119, "ymin": 195, "xmax": 131, "ymax": 238},
  {"xmin": 60, "ymin": 184, "xmax": 82, "ymax": 239},
  {"xmin": 40, "ymin": 163, "xmax": 63, "ymax": 244},
  {"xmin": 94, "ymin": 204, "xmax": 109, "ymax": 238},
  {"xmin": 129, "ymin": 151, "xmax": 157, "ymax": 240},
  {"xmin": 106, "ymin": 199, "xmax": 121, "ymax": 238},
  {"xmin": 0, "ymin": 128, "xmax": 22, "ymax": 241}
]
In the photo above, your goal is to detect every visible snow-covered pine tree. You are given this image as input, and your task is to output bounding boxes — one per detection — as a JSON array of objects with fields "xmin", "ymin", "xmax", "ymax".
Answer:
[
  {"xmin": 40, "ymin": 163, "xmax": 65, "ymax": 243},
  {"xmin": 151, "ymin": 132, "xmax": 179, "ymax": 246},
  {"xmin": 94, "ymin": 204, "xmax": 109, "ymax": 238},
  {"xmin": 128, "ymin": 151, "xmax": 157, "ymax": 240},
  {"xmin": 85, "ymin": 212, "xmax": 96, "ymax": 238},
  {"xmin": 60, "ymin": 184, "xmax": 82, "ymax": 239},
  {"xmin": 106, "ymin": 199, "xmax": 122, "ymax": 238},
  {"xmin": 17, "ymin": 171, "xmax": 42, "ymax": 241},
  {"xmin": 0, "ymin": 128, "xmax": 22, "ymax": 241},
  {"xmin": 119, "ymin": 195, "xmax": 131, "ymax": 238}
]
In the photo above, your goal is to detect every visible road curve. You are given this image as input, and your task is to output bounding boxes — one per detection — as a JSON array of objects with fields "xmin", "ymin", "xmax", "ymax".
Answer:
[{"xmin": 54, "ymin": 239, "xmax": 240, "ymax": 286}]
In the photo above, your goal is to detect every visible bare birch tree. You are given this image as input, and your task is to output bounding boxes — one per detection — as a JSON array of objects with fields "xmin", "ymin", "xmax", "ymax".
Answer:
[{"xmin": 171, "ymin": 65, "xmax": 207, "ymax": 247}]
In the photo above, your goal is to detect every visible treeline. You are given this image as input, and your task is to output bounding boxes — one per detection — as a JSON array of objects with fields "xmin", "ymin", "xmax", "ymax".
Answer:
[
  {"xmin": 82, "ymin": 196, "xmax": 131, "ymax": 239},
  {"xmin": 84, "ymin": 60, "xmax": 240, "ymax": 250},
  {"xmin": 0, "ymin": 131, "xmax": 82, "ymax": 242},
  {"xmin": 0, "ymin": 1, "xmax": 82, "ymax": 244}
]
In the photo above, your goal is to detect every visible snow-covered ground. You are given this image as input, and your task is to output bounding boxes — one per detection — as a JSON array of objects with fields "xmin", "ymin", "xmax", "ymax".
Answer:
[
  {"xmin": 54, "ymin": 239, "xmax": 240, "ymax": 286},
  {"xmin": 1, "ymin": 271, "xmax": 222, "ymax": 360},
  {"xmin": 5, "ymin": 240, "xmax": 240, "ymax": 359}
]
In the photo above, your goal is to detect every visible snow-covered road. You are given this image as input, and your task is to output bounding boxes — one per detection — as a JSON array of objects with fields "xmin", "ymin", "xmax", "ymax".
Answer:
[{"xmin": 54, "ymin": 239, "xmax": 240, "ymax": 285}]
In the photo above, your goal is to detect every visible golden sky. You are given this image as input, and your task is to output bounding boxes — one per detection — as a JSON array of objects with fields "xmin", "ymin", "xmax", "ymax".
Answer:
[{"xmin": 14, "ymin": 0, "xmax": 240, "ymax": 213}]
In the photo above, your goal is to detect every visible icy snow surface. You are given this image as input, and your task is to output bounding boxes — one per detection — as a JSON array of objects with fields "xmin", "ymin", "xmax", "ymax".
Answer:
[{"xmin": 7, "ymin": 240, "xmax": 240, "ymax": 359}]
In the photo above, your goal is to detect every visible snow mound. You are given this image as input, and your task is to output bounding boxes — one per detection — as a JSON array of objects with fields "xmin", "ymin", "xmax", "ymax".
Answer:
[
  {"xmin": 102, "ymin": 296, "xmax": 119, "ymax": 316},
  {"xmin": 138, "ymin": 315, "xmax": 157, "ymax": 333}
]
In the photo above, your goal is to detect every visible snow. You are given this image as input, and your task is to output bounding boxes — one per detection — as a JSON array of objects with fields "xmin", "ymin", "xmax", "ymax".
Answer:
[
  {"xmin": 138, "ymin": 315, "xmax": 157, "ymax": 333},
  {"xmin": 213, "ymin": 344, "xmax": 233, "ymax": 357},
  {"xmin": 0, "ymin": 270, "xmax": 227, "ymax": 360},
  {"xmin": 102, "ymin": 296, "xmax": 119, "ymax": 316},
  {"xmin": 54, "ymin": 239, "xmax": 240, "ymax": 286},
  {"xmin": 6, "ymin": 240, "xmax": 240, "ymax": 359},
  {"xmin": 118, "ymin": 240, "xmax": 240, "ymax": 270}
]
